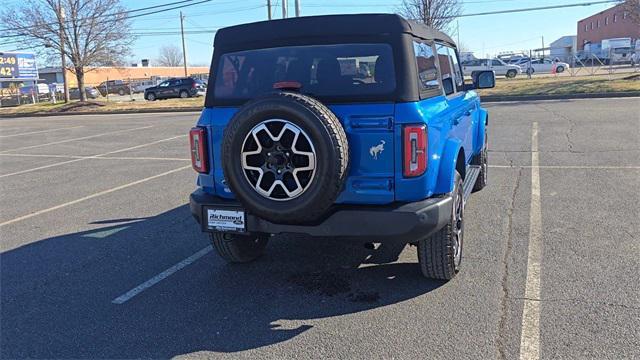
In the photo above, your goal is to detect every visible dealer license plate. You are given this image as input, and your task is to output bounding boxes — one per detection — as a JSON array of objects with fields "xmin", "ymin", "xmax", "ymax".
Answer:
[{"xmin": 206, "ymin": 208, "xmax": 246, "ymax": 232}]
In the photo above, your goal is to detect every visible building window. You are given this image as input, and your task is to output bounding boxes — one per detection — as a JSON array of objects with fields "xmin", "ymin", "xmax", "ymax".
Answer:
[
  {"xmin": 614, "ymin": 14, "xmax": 617, "ymax": 22},
  {"xmin": 590, "ymin": 21, "xmax": 594, "ymax": 29},
  {"xmin": 585, "ymin": 24, "xmax": 588, "ymax": 32},
  {"xmin": 597, "ymin": 19, "xmax": 600, "ymax": 27},
  {"xmin": 624, "ymin": 11, "xmax": 628, "ymax": 19},
  {"xmin": 605, "ymin": 16, "xmax": 608, "ymax": 25}
]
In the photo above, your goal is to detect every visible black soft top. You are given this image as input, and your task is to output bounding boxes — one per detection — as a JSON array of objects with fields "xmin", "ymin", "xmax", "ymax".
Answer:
[{"xmin": 213, "ymin": 13, "xmax": 456, "ymax": 49}]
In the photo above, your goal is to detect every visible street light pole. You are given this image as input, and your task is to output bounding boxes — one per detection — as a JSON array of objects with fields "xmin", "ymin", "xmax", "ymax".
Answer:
[
  {"xmin": 58, "ymin": 0, "xmax": 69, "ymax": 103},
  {"xmin": 180, "ymin": 11, "xmax": 188, "ymax": 76},
  {"xmin": 267, "ymin": 0, "xmax": 272, "ymax": 20},
  {"xmin": 282, "ymin": 0, "xmax": 287, "ymax": 18},
  {"xmin": 294, "ymin": 0, "xmax": 300, "ymax": 17}
]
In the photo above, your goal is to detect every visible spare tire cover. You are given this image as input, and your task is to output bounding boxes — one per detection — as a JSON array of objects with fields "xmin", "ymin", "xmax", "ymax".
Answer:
[{"xmin": 221, "ymin": 92, "xmax": 349, "ymax": 224}]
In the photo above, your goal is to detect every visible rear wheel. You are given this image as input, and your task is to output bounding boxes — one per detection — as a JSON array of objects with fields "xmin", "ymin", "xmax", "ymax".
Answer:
[
  {"xmin": 556, "ymin": 65, "xmax": 565, "ymax": 73},
  {"xmin": 179, "ymin": 90, "xmax": 189, "ymax": 98},
  {"xmin": 118, "ymin": 89, "xmax": 125, "ymax": 96},
  {"xmin": 146, "ymin": 92, "xmax": 156, "ymax": 101},
  {"xmin": 209, "ymin": 232, "xmax": 269, "ymax": 263},
  {"xmin": 506, "ymin": 69, "xmax": 517, "ymax": 78},
  {"xmin": 417, "ymin": 172, "xmax": 464, "ymax": 280}
]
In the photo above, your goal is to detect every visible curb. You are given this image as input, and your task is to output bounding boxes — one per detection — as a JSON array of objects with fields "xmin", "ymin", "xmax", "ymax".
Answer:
[
  {"xmin": 481, "ymin": 92, "xmax": 640, "ymax": 102},
  {"xmin": 0, "ymin": 107, "xmax": 202, "ymax": 119},
  {"xmin": 1, "ymin": 92, "xmax": 639, "ymax": 117}
]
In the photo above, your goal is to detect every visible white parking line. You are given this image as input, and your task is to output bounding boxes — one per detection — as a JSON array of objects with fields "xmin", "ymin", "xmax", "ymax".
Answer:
[
  {"xmin": 0, "ymin": 125, "xmax": 84, "ymax": 138},
  {"xmin": 0, "ymin": 153, "xmax": 189, "ymax": 161},
  {"xmin": 519, "ymin": 122, "xmax": 542, "ymax": 360},
  {"xmin": 490, "ymin": 165, "xmax": 640, "ymax": 169},
  {"xmin": 0, "ymin": 135, "xmax": 187, "ymax": 178},
  {"xmin": 0, "ymin": 165, "xmax": 191, "ymax": 227},
  {"xmin": 0, "ymin": 125, "xmax": 153, "ymax": 153},
  {"xmin": 112, "ymin": 246, "xmax": 213, "ymax": 304}
]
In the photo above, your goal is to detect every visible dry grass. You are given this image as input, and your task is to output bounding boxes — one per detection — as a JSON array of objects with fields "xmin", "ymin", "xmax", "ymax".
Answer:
[
  {"xmin": 0, "ymin": 97, "xmax": 203, "ymax": 115},
  {"xmin": 478, "ymin": 73, "xmax": 640, "ymax": 96}
]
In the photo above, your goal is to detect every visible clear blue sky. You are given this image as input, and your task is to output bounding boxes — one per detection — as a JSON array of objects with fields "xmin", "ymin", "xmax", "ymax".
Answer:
[
  {"xmin": 30, "ymin": 0, "xmax": 621, "ymax": 65},
  {"xmin": 121, "ymin": 0, "xmax": 616, "ymax": 65}
]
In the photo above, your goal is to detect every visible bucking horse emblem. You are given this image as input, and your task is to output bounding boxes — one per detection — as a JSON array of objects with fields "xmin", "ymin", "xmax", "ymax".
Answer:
[{"xmin": 369, "ymin": 140, "xmax": 386, "ymax": 160}]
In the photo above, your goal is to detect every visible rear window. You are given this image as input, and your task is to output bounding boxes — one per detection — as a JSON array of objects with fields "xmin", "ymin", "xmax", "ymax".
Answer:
[{"xmin": 213, "ymin": 43, "xmax": 395, "ymax": 101}]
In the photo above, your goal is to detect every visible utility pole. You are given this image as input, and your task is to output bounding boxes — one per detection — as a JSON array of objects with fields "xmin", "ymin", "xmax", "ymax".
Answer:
[
  {"xmin": 58, "ymin": 0, "xmax": 69, "ymax": 103},
  {"xmin": 180, "ymin": 11, "xmax": 188, "ymax": 76},
  {"xmin": 294, "ymin": 0, "xmax": 300, "ymax": 17},
  {"xmin": 456, "ymin": 19, "xmax": 460, "ymax": 47},
  {"xmin": 282, "ymin": 0, "xmax": 288, "ymax": 18},
  {"xmin": 541, "ymin": 35, "xmax": 545, "ymax": 58},
  {"xmin": 267, "ymin": 0, "xmax": 272, "ymax": 20}
]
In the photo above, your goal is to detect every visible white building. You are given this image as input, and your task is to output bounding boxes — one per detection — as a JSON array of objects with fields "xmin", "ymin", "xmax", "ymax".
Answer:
[{"xmin": 549, "ymin": 36, "xmax": 577, "ymax": 62}]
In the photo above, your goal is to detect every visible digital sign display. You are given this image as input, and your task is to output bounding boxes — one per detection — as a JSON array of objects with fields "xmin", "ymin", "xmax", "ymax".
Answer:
[{"xmin": 0, "ymin": 52, "xmax": 38, "ymax": 79}]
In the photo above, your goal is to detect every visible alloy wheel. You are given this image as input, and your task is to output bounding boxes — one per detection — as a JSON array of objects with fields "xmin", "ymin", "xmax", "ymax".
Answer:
[{"xmin": 241, "ymin": 119, "xmax": 316, "ymax": 201}]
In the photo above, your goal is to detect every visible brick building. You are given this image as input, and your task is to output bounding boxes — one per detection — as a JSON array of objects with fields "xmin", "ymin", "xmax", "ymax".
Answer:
[
  {"xmin": 38, "ymin": 66, "xmax": 210, "ymax": 87},
  {"xmin": 576, "ymin": 3, "xmax": 639, "ymax": 50}
]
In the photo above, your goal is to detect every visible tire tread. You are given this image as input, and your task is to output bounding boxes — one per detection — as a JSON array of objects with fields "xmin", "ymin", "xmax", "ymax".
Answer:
[
  {"xmin": 417, "ymin": 174, "xmax": 462, "ymax": 280},
  {"xmin": 210, "ymin": 232, "xmax": 268, "ymax": 263}
]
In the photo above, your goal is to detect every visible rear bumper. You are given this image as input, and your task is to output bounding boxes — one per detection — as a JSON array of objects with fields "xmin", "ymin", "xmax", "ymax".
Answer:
[{"xmin": 190, "ymin": 189, "xmax": 452, "ymax": 242}]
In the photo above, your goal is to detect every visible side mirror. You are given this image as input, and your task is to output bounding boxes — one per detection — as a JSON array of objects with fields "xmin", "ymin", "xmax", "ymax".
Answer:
[{"xmin": 471, "ymin": 70, "xmax": 495, "ymax": 89}]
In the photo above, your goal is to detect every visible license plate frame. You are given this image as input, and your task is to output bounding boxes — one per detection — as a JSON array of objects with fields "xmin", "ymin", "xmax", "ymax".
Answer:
[{"xmin": 203, "ymin": 207, "xmax": 246, "ymax": 233}]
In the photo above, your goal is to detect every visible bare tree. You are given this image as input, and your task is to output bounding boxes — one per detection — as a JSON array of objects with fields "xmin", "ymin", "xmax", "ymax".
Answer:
[
  {"xmin": 398, "ymin": 0, "xmax": 462, "ymax": 32},
  {"xmin": 156, "ymin": 45, "xmax": 184, "ymax": 67},
  {"xmin": 1, "ymin": 0, "xmax": 134, "ymax": 101}
]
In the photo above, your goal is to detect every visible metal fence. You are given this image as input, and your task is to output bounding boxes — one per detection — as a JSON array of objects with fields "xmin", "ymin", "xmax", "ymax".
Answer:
[{"xmin": 0, "ymin": 73, "xmax": 210, "ymax": 107}]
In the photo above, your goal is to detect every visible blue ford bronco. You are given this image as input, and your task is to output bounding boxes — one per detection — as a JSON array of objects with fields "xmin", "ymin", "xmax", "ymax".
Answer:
[{"xmin": 189, "ymin": 14, "xmax": 495, "ymax": 280}]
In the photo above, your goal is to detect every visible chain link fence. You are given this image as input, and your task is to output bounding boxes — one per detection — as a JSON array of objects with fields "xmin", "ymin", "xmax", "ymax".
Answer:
[{"xmin": 0, "ymin": 73, "xmax": 209, "ymax": 107}]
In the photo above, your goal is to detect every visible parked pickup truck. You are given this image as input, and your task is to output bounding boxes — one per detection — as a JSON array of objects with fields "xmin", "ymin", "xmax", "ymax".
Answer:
[
  {"xmin": 463, "ymin": 58, "xmax": 522, "ymax": 78},
  {"xmin": 189, "ymin": 14, "xmax": 494, "ymax": 280}
]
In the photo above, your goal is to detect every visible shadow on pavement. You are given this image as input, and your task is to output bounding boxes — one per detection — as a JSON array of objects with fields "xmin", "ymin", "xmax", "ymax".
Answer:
[{"xmin": 1, "ymin": 205, "xmax": 445, "ymax": 358}]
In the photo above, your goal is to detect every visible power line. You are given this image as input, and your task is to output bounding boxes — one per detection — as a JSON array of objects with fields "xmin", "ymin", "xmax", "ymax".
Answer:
[
  {"xmin": 131, "ymin": 29, "xmax": 219, "ymax": 36},
  {"xmin": 177, "ymin": 4, "xmax": 266, "ymax": 18},
  {"xmin": 0, "ymin": 0, "xmax": 213, "ymax": 34},
  {"xmin": 445, "ymin": 0, "xmax": 618, "ymax": 18}
]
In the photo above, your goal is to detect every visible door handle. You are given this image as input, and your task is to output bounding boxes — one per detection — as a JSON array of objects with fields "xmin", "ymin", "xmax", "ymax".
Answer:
[
  {"xmin": 464, "ymin": 109, "xmax": 473, "ymax": 116},
  {"xmin": 453, "ymin": 117, "xmax": 460, "ymax": 125}
]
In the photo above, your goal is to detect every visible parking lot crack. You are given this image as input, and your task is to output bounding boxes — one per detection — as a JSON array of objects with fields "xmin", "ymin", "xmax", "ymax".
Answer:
[
  {"xmin": 497, "ymin": 167, "xmax": 522, "ymax": 360},
  {"xmin": 535, "ymin": 104, "xmax": 579, "ymax": 153}
]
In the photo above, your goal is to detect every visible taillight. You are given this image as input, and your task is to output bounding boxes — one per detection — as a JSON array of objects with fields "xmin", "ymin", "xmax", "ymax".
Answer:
[
  {"xmin": 189, "ymin": 127, "xmax": 208, "ymax": 173},
  {"xmin": 192, "ymin": 81, "xmax": 197, "ymax": 89},
  {"xmin": 403, "ymin": 124, "xmax": 427, "ymax": 177}
]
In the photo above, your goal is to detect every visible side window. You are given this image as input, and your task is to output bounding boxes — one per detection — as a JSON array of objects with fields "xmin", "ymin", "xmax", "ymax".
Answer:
[
  {"xmin": 436, "ymin": 44, "xmax": 456, "ymax": 96},
  {"xmin": 492, "ymin": 59, "xmax": 502, "ymax": 66},
  {"xmin": 448, "ymin": 48, "xmax": 464, "ymax": 91},
  {"xmin": 413, "ymin": 40, "xmax": 440, "ymax": 95}
]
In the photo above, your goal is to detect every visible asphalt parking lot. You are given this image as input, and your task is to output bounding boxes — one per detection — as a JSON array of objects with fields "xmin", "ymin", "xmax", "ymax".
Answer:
[{"xmin": 1, "ymin": 98, "xmax": 638, "ymax": 359}]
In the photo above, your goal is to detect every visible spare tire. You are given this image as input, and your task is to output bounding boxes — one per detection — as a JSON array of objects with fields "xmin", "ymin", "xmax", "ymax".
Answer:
[{"xmin": 222, "ymin": 92, "xmax": 349, "ymax": 224}]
